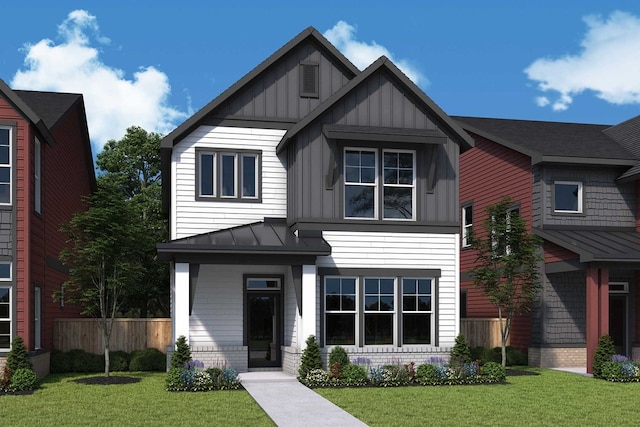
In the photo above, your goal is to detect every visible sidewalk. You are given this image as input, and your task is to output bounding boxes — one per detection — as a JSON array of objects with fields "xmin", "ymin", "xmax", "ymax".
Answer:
[{"xmin": 239, "ymin": 371, "xmax": 368, "ymax": 427}]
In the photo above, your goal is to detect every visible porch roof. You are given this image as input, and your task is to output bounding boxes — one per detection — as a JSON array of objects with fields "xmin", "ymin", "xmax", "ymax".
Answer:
[
  {"xmin": 157, "ymin": 219, "xmax": 331, "ymax": 262},
  {"xmin": 534, "ymin": 227, "xmax": 640, "ymax": 263}
]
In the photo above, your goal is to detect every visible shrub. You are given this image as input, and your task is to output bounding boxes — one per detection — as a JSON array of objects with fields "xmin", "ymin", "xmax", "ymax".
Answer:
[
  {"xmin": 165, "ymin": 367, "xmax": 187, "ymax": 391},
  {"xmin": 8, "ymin": 368, "xmax": 37, "ymax": 392},
  {"xmin": 130, "ymin": 348, "xmax": 166, "ymax": 371},
  {"xmin": 303, "ymin": 368, "xmax": 330, "ymax": 387},
  {"xmin": 341, "ymin": 364, "xmax": 368, "ymax": 386},
  {"xmin": 328, "ymin": 346, "xmax": 350, "ymax": 377},
  {"xmin": 481, "ymin": 361, "xmax": 506, "ymax": 383},
  {"xmin": 450, "ymin": 334, "xmax": 472, "ymax": 364},
  {"xmin": 298, "ymin": 335, "xmax": 323, "ymax": 381},
  {"xmin": 71, "ymin": 350, "xmax": 104, "ymax": 373},
  {"xmin": 50, "ymin": 350, "xmax": 72, "ymax": 373},
  {"xmin": 378, "ymin": 363, "xmax": 411, "ymax": 387},
  {"xmin": 219, "ymin": 366, "xmax": 240, "ymax": 390},
  {"xmin": 6, "ymin": 336, "xmax": 32, "ymax": 374},
  {"xmin": 0, "ymin": 365, "xmax": 11, "ymax": 390},
  {"xmin": 109, "ymin": 351, "xmax": 130, "ymax": 372},
  {"xmin": 170, "ymin": 335, "xmax": 191, "ymax": 370},
  {"xmin": 416, "ymin": 363, "xmax": 438, "ymax": 385},
  {"xmin": 471, "ymin": 346, "xmax": 500, "ymax": 364},
  {"xmin": 504, "ymin": 346, "xmax": 528, "ymax": 366},
  {"xmin": 593, "ymin": 335, "xmax": 616, "ymax": 379}
]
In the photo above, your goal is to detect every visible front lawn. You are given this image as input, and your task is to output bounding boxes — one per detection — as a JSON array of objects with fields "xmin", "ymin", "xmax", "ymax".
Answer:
[
  {"xmin": 0, "ymin": 372, "xmax": 274, "ymax": 426},
  {"xmin": 316, "ymin": 368, "xmax": 640, "ymax": 426}
]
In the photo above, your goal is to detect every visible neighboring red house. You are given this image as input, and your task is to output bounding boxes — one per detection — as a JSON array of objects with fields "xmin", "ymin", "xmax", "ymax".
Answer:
[
  {"xmin": 0, "ymin": 80, "xmax": 95, "ymax": 371},
  {"xmin": 457, "ymin": 115, "xmax": 640, "ymax": 373}
]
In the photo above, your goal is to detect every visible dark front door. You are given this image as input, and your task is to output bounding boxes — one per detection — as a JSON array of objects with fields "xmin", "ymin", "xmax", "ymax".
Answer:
[
  {"xmin": 609, "ymin": 295, "xmax": 626, "ymax": 355},
  {"xmin": 247, "ymin": 293, "xmax": 281, "ymax": 368}
]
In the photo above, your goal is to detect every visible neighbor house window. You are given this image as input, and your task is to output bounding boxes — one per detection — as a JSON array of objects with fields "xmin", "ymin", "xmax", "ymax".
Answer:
[
  {"xmin": 0, "ymin": 127, "xmax": 11, "ymax": 205},
  {"xmin": 324, "ymin": 274, "xmax": 436, "ymax": 347},
  {"xmin": 344, "ymin": 148, "xmax": 415, "ymax": 220},
  {"xmin": 462, "ymin": 204, "xmax": 473, "ymax": 248},
  {"xmin": 402, "ymin": 278, "xmax": 433, "ymax": 344},
  {"xmin": 0, "ymin": 262, "xmax": 11, "ymax": 350},
  {"xmin": 554, "ymin": 181, "xmax": 582, "ymax": 213},
  {"xmin": 325, "ymin": 277, "xmax": 357, "ymax": 345},
  {"xmin": 35, "ymin": 138, "xmax": 41, "ymax": 214},
  {"xmin": 197, "ymin": 149, "xmax": 260, "ymax": 201}
]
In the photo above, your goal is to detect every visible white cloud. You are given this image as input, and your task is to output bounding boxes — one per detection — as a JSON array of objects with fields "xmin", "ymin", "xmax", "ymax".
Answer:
[
  {"xmin": 11, "ymin": 10, "xmax": 186, "ymax": 152},
  {"xmin": 525, "ymin": 11, "xmax": 640, "ymax": 111},
  {"xmin": 324, "ymin": 21, "xmax": 428, "ymax": 87}
]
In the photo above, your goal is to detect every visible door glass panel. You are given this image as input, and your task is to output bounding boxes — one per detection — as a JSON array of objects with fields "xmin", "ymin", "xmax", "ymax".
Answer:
[{"xmin": 248, "ymin": 294, "xmax": 279, "ymax": 367}]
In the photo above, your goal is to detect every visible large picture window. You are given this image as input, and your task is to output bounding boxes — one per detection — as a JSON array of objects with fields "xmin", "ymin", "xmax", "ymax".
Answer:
[
  {"xmin": 324, "ymin": 273, "xmax": 435, "ymax": 347},
  {"xmin": 344, "ymin": 148, "xmax": 415, "ymax": 220},
  {"xmin": 0, "ymin": 127, "xmax": 11, "ymax": 205},
  {"xmin": 197, "ymin": 149, "xmax": 260, "ymax": 201}
]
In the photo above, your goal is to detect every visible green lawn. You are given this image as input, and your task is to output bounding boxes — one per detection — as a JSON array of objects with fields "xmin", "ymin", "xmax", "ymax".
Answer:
[
  {"xmin": 0, "ymin": 372, "xmax": 274, "ymax": 427},
  {"xmin": 316, "ymin": 368, "xmax": 640, "ymax": 426}
]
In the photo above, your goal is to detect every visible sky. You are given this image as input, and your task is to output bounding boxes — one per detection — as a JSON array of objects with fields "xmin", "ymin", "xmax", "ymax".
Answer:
[{"xmin": 2, "ymin": 1, "xmax": 640, "ymax": 155}]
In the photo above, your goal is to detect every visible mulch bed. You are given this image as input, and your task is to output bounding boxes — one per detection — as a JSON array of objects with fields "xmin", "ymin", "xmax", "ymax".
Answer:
[
  {"xmin": 0, "ymin": 389, "xmax": 35, "ymax": 396},
  {"xmin": 73, "ymin": 376, "xmax": 142, "ymax": 385}
]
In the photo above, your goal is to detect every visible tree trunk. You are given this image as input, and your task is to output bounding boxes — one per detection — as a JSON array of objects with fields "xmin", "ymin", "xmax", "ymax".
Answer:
[{"xmin": 498, "ymin": 307, "xmax": 507, "ymax": 368}]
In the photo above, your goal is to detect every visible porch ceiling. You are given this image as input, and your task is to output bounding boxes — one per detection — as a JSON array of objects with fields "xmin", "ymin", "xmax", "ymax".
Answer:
[
  {"xmin": 157, "ymin": 219, "xmax": 331, "ymax": 262},
  {"xmin": 535, "ymin": 227, "xmax": 640, "ymax": 263}
]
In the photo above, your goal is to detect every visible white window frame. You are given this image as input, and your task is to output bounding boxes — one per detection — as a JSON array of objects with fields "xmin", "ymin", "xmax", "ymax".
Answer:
[
  {"xmin": 0, "ymin": 262, "xmax": 11, "ymax": 351},
  {"xmin": 35, "ymin": 138, "xmax": 41, "ymax": 214},
  {"xmin": 363, "ymin": 277, "xmax": 396, "ymax": 346},
  {"xmin": 0, "ymin": 126, "xmax": 11, "ymax": 206},
  {"xmin": 324, "ymin": 276, "xmax": 358, "ymax": 346},
  {"xmin": 554, "ymin": 181, "xmax": 583, "ymax": 213},
  {"xmin": 462, "ymin": 205, "xmax": 473, "ymax": 248},
  {"xmin": 401, "ymin": 278, "xmax": 434, "ymax": 345},
  {"xmin": 382, "ymin": 149, "xmax": 416, "ymax": 221},
  {"xmin": 344, "ymin": 148, "xmax": 378, "ymax": 220}
]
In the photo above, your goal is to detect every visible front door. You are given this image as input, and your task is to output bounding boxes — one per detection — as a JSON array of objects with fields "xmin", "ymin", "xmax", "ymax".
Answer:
[
  {"xmin": 247, "ymin": 293, "xmax": 281, "ymax": 368},
  {"xmin": 609, "ymin": 294, "xmax": 627, "ymax": 355}
]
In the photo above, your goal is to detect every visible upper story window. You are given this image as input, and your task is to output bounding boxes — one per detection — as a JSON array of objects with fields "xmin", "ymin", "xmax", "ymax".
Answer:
[
  {"xmin": 554, "ymin": 181, "xmax": 582, "ymax": 213},
  {"xmin": 196, "ymin": 149, "xmax": 260, "ymax": 202},
  {"xmin": 344, "ymin": 148, "xmax": 415, "ymax": 220},
  {"xmin": 462, "ymin": 204, "xmax": 473, "ymax": 248},
  {"xmin": 0, "ymin": 127, "xmax": 11, "ymax": 205},
  {"xmin": 35, "ymin": 138, "xmax": 41, "ymax": 214}
]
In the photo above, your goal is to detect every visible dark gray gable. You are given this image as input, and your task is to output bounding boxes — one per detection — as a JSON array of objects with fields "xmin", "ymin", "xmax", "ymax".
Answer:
[
  {"xmin": 278, "ymin": 56, "xmax": 473, "ymax": 153},
  {"xmin": 160, "ymin": 27, "xmax": 360, "ymax": 149}
]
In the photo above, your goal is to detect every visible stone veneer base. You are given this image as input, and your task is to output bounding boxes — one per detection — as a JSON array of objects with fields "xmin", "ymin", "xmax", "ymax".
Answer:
[{"xmin": 528, "ymin": 347, "xmax": 586, "ymax": 368}]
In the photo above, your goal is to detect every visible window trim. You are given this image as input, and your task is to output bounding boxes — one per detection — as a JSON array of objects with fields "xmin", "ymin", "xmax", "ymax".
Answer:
[
  {"xmin": 363, "ymin": 277, "xmax": 396, "ymax": 346},
  {"xmin": 401, "ymin": 277, "xmax": 434, "ymax": 345},
  {"xmin": 324, "ymin": 276, "xmax": 358, "ymax": 346},
  {"xmin": 382, "ymin": 149, "xmax": 416, "ymax": 221},
  {"xmin": 0, "ymin": 126, "xmax": 12, "ymax": 206},
  {"xmin": 195, "ymin": 148, "xmax": 262, "ymax": 203},
  {"xmin": 344, "ymin": 148, "xmax": 378, "ymax": 220},
  {"xmin": 34, "ymin": 138, "xmax": 42, "ymax": 214},
  {"xmin": 0, "ymin": 285, "xmax": 11, "ymax": 351},
  {"xmin": 461, "ymin": 204, "xmax": 473, "ymax": 248},
  {"xmin": 553, "ymin": 180, "xmax": 583, "ymax": 214}
]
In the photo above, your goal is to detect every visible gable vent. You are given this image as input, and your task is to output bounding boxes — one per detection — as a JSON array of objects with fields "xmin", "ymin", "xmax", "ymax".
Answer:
[{"xmin": 299, "ymin": 62, "xmax": 319, "ymax": 98}]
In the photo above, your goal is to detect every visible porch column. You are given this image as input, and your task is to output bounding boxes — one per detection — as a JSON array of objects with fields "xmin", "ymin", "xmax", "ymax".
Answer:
[
  {"xmin": 174, "ymin": 262, "xmax": 190, "ymax": 344},
  {"xmin": 586, "ymin": 267, "xmax": 609, "ymax": 373},
  {"xmin": 300, "ymin": 264, "xmax": 317, "ymax": 349}
]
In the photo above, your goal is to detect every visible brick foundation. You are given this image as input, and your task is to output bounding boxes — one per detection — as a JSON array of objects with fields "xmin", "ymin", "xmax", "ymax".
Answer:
[
  {"xmin": 528, "ymin": 346, "xmax": 586, "ymax": 368},
  {"xmin": 166, "ymin": 345, "xmax": 248, "ymax": 372}
]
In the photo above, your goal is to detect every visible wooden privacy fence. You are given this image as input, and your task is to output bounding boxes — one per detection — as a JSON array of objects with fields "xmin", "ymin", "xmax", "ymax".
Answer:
[
  {"xmin": 460, "ymin": 318, "xmax": 508, "ymax": 348},
  {"xmin": 53, "ymin": 318, "xmax": 172, "ymax": 354}
]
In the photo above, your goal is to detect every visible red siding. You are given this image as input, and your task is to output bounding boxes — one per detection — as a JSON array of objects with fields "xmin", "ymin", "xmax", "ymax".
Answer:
[
  {"xmin": 544, "ymin": 241, "xmax": 579, "ymax": 263},
  {"xmin": 460, "ymin": 133, "xmax": 533, "ymax": 350}
]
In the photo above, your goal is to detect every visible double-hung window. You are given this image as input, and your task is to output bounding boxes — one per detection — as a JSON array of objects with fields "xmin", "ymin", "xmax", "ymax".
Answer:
[
  {"xmin": 0, "ymin": 262, "xmax": 11, "ymax": 350},
  {"xmin": 325, "ymin": 277, "xmax": 357, "ymax": 345},
  {"xmin": 462, "ymin": 205, "xmax": 473, "ymax": 248},
  {"xmin": 197, "ymin": 149, "xmax": 260, "ymax": 201},
  {"xmin": 554, "ymin": 181, "xmax": 582, "ymax": 213},
  {"xmin": 402, "ymin": 278, "xmax": 433, "ymax": 344},
  {"xmin": 0, "ymin": 127, "xmax": 11, "ymax": 205},
  {"xmin": 364, "ymin": 278, "xmax": 395, "ymax": 345},
  {"xmin": 344, "ymin": 148, "xmax": 415, "ymax": 220},
  {"xmin": 35, "ymin": 138, "xmax": 41, "ymax": 213}
]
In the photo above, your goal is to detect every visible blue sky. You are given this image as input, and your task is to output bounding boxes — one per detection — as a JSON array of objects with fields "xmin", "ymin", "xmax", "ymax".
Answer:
[{"xmin": 2, "ymin": 1, "xmax": 640, "ymax": 153}]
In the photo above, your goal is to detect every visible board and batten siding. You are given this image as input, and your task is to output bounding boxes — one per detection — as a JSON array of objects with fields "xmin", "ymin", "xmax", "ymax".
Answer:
[
  {"xmin": 189, "ymin": 264, "xmax": 287, "ymax": 346},
  {"xmin": 172, "ymin": 126, "xmax": 287, "ymax": 239},
  {"xmin": 317, "ymin": 231, "xmax": 459, "ymax": 346}
]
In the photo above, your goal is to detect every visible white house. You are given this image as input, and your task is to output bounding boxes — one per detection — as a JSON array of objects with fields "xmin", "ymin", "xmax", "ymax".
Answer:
[{"xmin": 157, "ymin": 27, "xmax": 473, "ymax": 374}]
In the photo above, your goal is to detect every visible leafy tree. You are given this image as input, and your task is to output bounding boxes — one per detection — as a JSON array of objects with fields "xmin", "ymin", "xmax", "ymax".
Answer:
[
  {"xmin": 60, "ymin": 181, "xmax": 142, "ymax": 377},
  {"xmin": 470, "ymin": 197, "xmax": 542, "ymax": 367},
  {"xmin": 96, "ymin": 126, "xmax": 168, "ymax": 317}
]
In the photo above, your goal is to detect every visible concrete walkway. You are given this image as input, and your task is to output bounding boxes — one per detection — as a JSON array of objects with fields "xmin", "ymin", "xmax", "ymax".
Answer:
[{"xmin": 239, "ymin": 371, "xmax": 368, "ymax": 427}]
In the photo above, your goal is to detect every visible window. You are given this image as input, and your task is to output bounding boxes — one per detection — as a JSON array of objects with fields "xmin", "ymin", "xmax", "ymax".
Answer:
[
  {"xmin": 402, "ymin": 278, "xmax": 433, "ymax": 344},
  {"xmin": 197, "ymin": 149, "xmax": 260, "ymax": 201},
  {"xmin": 324, "ymin": 274, "xmax": 436, "ymax": 346},
  {"xmin": 0, "ymin": 127, "xmax": 11, "ymax": 205},
  {"xmin": 35, "ymin": 138, "xmax": 41, "ymax": 213},
  {"xmin": 609, "ymin": 282, "xmax": 628, "ymax": 294},
  {"xmin": 491, "ymin": 206, "xmax": 520, "ymax": 255},
  {"xmin": 554, "ymin": 181, "xmax": 582, "ymax": 213},
  {"xmin": 299, "ymin": 62, "xmax": 319, "ymax": 98},
  {"xmin": 364, "ymin": 278, "xmax": 395, "ymax": 345},
  {"xmin": 325, "ymin": 277, "xmax": 357, "ymax": 345},
  {"xmin": 462, "ymin": 205, "xmax": 473, "ymax": 248},
  {"xmin": 246, "ymin": 278, "xmax": 281, "ymax": 289},
  {"xmin": 0, "ymin": 262, "xmax": 11, "ymax": 350},
  {"xmin": 344, "ymin": 148, "xmax": 415, "ymax": 220}
]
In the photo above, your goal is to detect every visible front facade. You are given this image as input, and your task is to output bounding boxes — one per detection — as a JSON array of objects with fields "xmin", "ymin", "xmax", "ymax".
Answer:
[
  {"xmin": 0, "ymin": 81, "xmax": 95, "ymax": 365},
  {"xmin": 158, "ymin": 28, "xmax": 472, "ymax": 374},
  {"xmin": 457, "ymin": 116, "xmax": 640, "ymax": 372}
]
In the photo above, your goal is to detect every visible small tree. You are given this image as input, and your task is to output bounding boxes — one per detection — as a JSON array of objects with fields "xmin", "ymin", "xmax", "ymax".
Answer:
[
  {"xmin": 593, "ymin": 334, "xmax": 615, "ymax": 379},
  {"xmin": 298, "ymin": 335, "xmax": 323, "ymax": 380},
  {"xmin": 6, "ymin": 336, "xmax": 32, "ymax": 374},
  {"xmin": 470, "ymin": 197, "xmax": 542, "ymax": 367},
  {"xmin": 450, "ymin": 333, "xmax": 472, "ymax": 365},
  {"xmin": 170, "ymin": 335, "xmax": 192, "ymax": 370}
]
